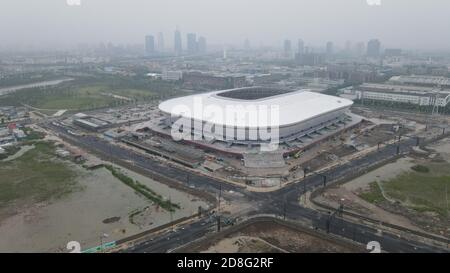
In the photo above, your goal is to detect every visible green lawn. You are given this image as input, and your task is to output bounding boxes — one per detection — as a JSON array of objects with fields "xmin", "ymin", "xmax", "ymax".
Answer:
[
  {"xmin": 359, "ymin": 182, "xmax": 385, "ymax": 204},
  {"xmin": 360, "ymin": 162, "xmax": 450, "ymax": 217},
  {"xmin": 29, "ymin": 84, "xmax": 121, "ymax": 110},
  {"xmin": 22, "ymin": 127, "xmax": 46, "ymax": 141},
  {"xmin": 0, "ymin": 145, "xmax": 21, "ymax": 160},
  {"xmin": 36, "ymin": 95, "xmax": 115, "ymax": 110},
  {"xmin": 0, "ymin": 142, "xmax": 80, "ymax": 207},
  {"xmin": 0, "ymin": 80, "xmax": 159, "ymax": 111}
]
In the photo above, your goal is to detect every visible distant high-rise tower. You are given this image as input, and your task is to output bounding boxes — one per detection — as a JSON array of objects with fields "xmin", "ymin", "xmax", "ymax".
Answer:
[
  {"xmin": 284, "ymin": 39, "xmax": 292, "ymax": 58},
  {"xmin": 304, "ymin": 46, "xmax": 310, "ymax": 54},
  {"xmin": 187, "ymin": 33, "xmax": 197, "ymax": 54},
  {"xmin": 326, "ymin": 41, "xmax": 334, "ymax": 55},
  {"xmin": 367, "ymin": 39, "xmax": 381, "ymax": 57},
  {"xmin": 345, "ymin": 40, "xmax": 352, "ymax": 54},
  {"xmin": 157, "ymin": 32, "xmax": 164, "ymax": 52},
  {"xmin": 223, "ymin": 46, "xmax": 227, "ymax": 59},
  {"xmin": 145, "ymin": 35, "xmax": 155, "ymax": 56},
  {"xmin": 174, "ymin": 28, "xmax": 182, "ymax": 55},
  {"xmin": 244, "ymin": 38, "xmax": 251, "ymax": 51},
  {"xmin": 355, "ymin": 42, "xmax": 365, "ymax": 56},
  {"xmin": 297, "ymin": 39, "xmax": 304, "ymax": 54},
  {"xmin": 198, "ymin": 36, "xmax": 207, "ymax": 53}
]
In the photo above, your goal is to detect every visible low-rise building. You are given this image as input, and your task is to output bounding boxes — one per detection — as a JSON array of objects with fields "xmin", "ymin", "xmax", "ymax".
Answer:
[
  {"xmin": 340, "ymin": 83, "xmax": 450, "ymax": 107},
  {"xmin": 103, "ymin": 128, "xmax": 128, "ymax": 140},
  {"xmin": 72, "ymin": 113, "xmax": 111, "ymax": 131},
  {"xmin": 161, "ymin": 70, "xmax": 183, "ymax": 81},
  {"xmin": 389, "ymin": 75, "xmax": 450, "ymax": 88}
]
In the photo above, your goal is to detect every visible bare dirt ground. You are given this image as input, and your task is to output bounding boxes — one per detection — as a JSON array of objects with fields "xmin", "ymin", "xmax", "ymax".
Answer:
[
  {"xmin": 187, "ymin": 220, "xmax": 362, "ymax": 253},
  {"xmin": 201, "ymin": 236, "xmax": 286, "ymax": 253},
  {"xmin": 315, "ymin": 144, "xmax": 450, "ymax": 238},
  {"xmin": 313, "ymin": 108, "xmax": 450, "ymax": 237}
]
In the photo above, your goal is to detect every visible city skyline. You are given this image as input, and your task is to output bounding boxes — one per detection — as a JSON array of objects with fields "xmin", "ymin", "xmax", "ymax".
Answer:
[{"xmin": 1, "ymin": 0, "xmax": 450, "ymax": 51}]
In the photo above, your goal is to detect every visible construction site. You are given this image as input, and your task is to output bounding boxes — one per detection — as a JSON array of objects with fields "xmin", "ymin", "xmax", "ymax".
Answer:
[
  {"xmin": 312, "ymin": 133, "xmax": 450, "ymax": 240},
  {"xmin": 176, "ymin": 217, "xmax": 363, "ymax": 253},
  {"xmin": 50, "ymin": 99, "xmax": 448, "ymax": 192}
]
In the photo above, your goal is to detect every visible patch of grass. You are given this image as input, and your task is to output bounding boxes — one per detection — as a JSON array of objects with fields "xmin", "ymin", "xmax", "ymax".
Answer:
[
  {"xmin": 411, "ymin": 164, "xmax": 430, "ymax": 173},
  {"xmin": 359, "ymin": 182, "xmax": 386, "ymax": 204},
  {"xmin": 370, "ymin": 162, "xmax": 450, "ymax": 217},
  {"xmin": 381, "ymin": 170, "xmax": 450, "ymax": 217},
  {"xmin": 31, "ymin": 84, "xmax": 120, "ymax": 110},
  {"xmin": 22, "ymin": 127, "xmax": 45, "ymax": 141},
  {"xmin": 108, "ymin": 88, "xmax": 156, "ymax": 99},
  {"xmin": 103, "ymin": 165, "xmax": 180, "ymax": 212},
  {"xmin": 0, "ymin": 78, "xmax": 162, "ymax": 111},
  {"xmin": 0, "ymin": 142, "xmax": 80, "ymax": 207},
  {"xmin": 128, "ymin": 206, "xmax": 149, "ymax": 225},
  {"xmin": 0, "ymin": 145, "xmax": 21, "ymax": 160}
]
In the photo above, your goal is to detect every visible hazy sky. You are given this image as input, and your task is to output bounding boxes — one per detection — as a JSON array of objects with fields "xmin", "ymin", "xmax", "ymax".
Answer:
[{"xmin": 1, "ymin": 0, "xmax": 450, "ymax": 50}]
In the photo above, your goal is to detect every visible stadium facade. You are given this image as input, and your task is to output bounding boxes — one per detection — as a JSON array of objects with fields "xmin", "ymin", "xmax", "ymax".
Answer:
[{"xmin": 159, "ymin": 87, "xmax": 353, "ymax": 145}]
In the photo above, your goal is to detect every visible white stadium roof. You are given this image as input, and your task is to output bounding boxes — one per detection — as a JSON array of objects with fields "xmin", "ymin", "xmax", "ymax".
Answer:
[{"xmin": 159, "ymin": 88, "xmax": 353, "ymax": 128}]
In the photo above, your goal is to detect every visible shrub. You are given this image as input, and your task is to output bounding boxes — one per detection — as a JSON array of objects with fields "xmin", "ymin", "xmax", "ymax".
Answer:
[{"xmin": 411, "ymin": 165, "xmax": 430, "ymax": 173}]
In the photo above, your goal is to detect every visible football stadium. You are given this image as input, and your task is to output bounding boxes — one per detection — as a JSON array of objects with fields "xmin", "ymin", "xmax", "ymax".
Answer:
[{"xmin": 158, "ymin": 87, "xmax": 354, "ymax": 145}]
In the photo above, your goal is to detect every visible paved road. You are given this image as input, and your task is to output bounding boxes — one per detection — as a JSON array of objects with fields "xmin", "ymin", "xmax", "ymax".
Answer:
[{"xmin": 44, "ymin": 122, "xmax": 449, "ymax": 253}]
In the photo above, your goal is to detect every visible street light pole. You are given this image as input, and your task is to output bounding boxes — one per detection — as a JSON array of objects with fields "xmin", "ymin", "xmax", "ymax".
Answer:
[
  {"xmin": 217, "ymin": 215, "xmax": 221, "ymax": 232},
  {"xmin": 326, "ymin": 212, "xmax": 331, "ymax": 233},
  {"xmin": 303, "ymin": 167, "xmax": 307, "ymax": 193},
  {"xmin": 169, "ymin": 194, "xmax": 174, "ymax": 231},
  {"xmin": 218, "ymin": 184, "xmax": 222, "ymax": 213},
  {"xmin": 319, "ymin": 174, "xmax": 327, "ymax": 187}
]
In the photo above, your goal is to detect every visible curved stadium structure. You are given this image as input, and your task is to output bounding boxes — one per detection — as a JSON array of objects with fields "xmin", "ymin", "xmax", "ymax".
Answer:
[{"xmin": 159, "ymin": 87, "xmax": 353, "ymax": 145}]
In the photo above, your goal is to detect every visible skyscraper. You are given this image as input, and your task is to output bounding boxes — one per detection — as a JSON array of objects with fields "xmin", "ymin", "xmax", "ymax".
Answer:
[
  {"xmin": 326, "ymin": 41, "xmax": 334, "ymax": 55},
  {"xmin": 157, "ymin": 32, "xmax": 164, "ymax": 52},
  {"xmin": 198, "ymin": 36, "xmax": 207, "ymax": 53},
  {"xmin": 145, "ymin": 35, "xmax": 155, "ymax": 56},
  {"xmin": 223, "ymin": 46, "xmax": 227, "ymax": 59},
  {"xmin": 174, "ymin": 28, "xmax": 182, "ymax": 55},
  {"xmin": 187, "ymin": 33, "xmax": 197, "ymax": 54},
  {"xmin": 345, "ymin": 40, "xmax": 352, "ymax": 54},
  {"xmin": 297, "ymin": 39, "xmax": 304, "ymax": 54},
  {"xmin": 244, "ymin": 38, "xmax": 251, "ymax": 51},
  {"xmin": 367, "ymin": 39, "xmax": 381, "ymax": 57},
  {"xmin": 355, "ymin": 42, "xmax": 365, "ymax": 56},
  {"xmin": 284, "ymin": 39, "xmax": 292, "ymax": 58}
]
